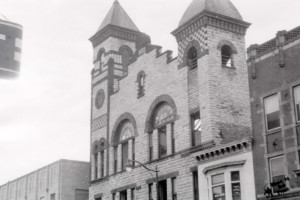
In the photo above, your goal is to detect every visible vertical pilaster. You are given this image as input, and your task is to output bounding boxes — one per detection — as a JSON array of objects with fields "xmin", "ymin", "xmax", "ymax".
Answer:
[
  {"xmin": 127, "ymin": 189, "xmax": 132, "ymax": 200},
  {"xmin": 153, "ymin": 130, "xmax": 158, "ymax": 160},
  {"xmin": 167, "ymin": 179, "xmax": 172, "ymax": 200},
  {"xmin": 91, "ymin": 155, "xmax": 95, "ymax": 180},
  {"xmin": 153, "ymin": 183, "xmax": 157, "ymax": 200}
]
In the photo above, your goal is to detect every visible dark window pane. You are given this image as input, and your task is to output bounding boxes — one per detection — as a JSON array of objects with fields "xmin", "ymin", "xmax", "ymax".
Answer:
[
  {"xmin": 158, "ymin": 180, "xmax": 167, "ymax": 200},
  {"xmin": 120, "ymin": 190, "xmax": 127, "ymax": 200},
  {"xmin": 188, "ymin": 47, "xmax": 198, "ymax": 69},
  {"xmin": 101, "ymin": 151, "xmax": 104, "ymax": 177},
  {"xmin": 122, "ymin": 142, "xmax": 128, "ymax": 170},
  {"xmin": 193, "ymin": 171, "xmax": 199, "ymax": 200},
  {"xmin": 231, "ymin": 171, "xmax": 240, "ymax": 181},
  {"xmin": 191, "ymin": 113, "xmax": 201, "ymax": 146},
  {"xmin": 232, "ymin": 183, "xmax": 241, "ymax": 200},
  {"xmin": 149, "ymin": 133, "xmax": 153, "ymax": 161},
  {"xmin": 267, "ymin": 111, "xmax": 280, "ymax": 130},
  {"xmin": 159, "ymin": 127, "xmax": 167, "ymax": 158},
  {"xmin": 114, "ymin": 148, "xmax": 118, "ymax": 173},
  {"xmin": 149, "ymin": 184, "xmax": 153, "ymax": 200}
]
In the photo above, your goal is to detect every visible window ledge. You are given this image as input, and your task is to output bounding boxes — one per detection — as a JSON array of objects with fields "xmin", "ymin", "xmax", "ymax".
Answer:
[{"xmin": 265, "ymin": 128, "xmax": 282, "ymax": 135}]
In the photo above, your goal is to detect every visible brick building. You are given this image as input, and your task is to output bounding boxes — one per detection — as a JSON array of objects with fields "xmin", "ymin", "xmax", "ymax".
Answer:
[
  {"xmin": 0, "ymin": 160, "xmax": 89, "ymax": 200},
  {"xmin": 248, "ymin": 27, "xmax": 300, "ymax": 199},
  {"xmin": 89, "ymin": 0, "xmax": 256, "ymax": 199},
  {"xmin": 0, "ymin": 16, "xmax": 22, "ymax": 79}
]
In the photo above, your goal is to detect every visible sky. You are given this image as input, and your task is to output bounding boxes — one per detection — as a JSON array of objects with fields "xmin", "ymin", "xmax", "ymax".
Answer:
[{"xmin": 0, "ymin": 0, "xmax": 300, "ymax": 185}]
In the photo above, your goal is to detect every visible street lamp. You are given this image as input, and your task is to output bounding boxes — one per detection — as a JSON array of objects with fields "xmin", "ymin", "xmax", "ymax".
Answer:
[{"xmin": 125, "ymin": 159, "xmax": 160, "ymax": 200}]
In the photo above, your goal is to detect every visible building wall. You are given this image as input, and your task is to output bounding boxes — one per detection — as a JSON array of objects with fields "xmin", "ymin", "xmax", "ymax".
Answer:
[
  {"xmin": 0, "ymin": 160, "xmax": 89, "ymax": 200},
  {"xmin": 89, "ymin": 6, "xmax": 254, "ymax": 200},
  {"xmin": 248, "ymin": 27, "xmax": 300, "ymax": 199},
  {"xmin": 0, "ymin": 19, "xmax": 22, "ymax": 79},
  {"xmin": 61, "ymin": 160, "xmax": 90, "ymax": 200}
]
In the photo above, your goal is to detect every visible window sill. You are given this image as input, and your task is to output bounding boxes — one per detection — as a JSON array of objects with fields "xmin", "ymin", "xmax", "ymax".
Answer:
[{"xmin": 265, "ymin": 128, "xmax": 282, "ymax": 135}]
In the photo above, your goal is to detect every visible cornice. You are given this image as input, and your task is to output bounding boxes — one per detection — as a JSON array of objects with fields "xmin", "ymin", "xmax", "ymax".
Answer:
[
  {"xmin": 172, "ymin": 11, "xmax": 250, "ymax": 42},
  {"xmin": 89, "ymin": 24, "xmax": 141, "ymax": 48}
]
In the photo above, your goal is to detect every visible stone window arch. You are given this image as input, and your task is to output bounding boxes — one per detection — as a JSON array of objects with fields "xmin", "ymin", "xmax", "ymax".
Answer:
[
  {"xmin": 119, "ymin": 45, "xmax": 133, "ymax": 70},
  {"xmin": 137, "ymin": 71, "xmax": 146, "ymax": 98},
  {"xmin": 182, "ymin": 40, "xmax": 201, "ymax": 69},
  {"xmin": 217, "ymin": 40, "xmax": 237, "ymax": 68},
  {"xmin": 97, "ymin": 48, "xmax": 106, "ymax": 70},
  {"xmin": 145, "ymin": 95, "xmax": 177, "ymax": 160},
  {"xmin": 111, "ymin": 113, "xmax": 137, "ymax": 173}
]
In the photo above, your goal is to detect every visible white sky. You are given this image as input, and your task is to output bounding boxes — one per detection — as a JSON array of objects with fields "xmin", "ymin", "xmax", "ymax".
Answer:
[{"xmin": 0, "ymin": 0, "xmax": 299, "ymax": 185}]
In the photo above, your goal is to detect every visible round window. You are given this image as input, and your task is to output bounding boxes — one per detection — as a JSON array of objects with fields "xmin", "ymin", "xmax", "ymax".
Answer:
[{"xmin": 95, "ymin": 89, "xmax": 105, "ymax": 109}]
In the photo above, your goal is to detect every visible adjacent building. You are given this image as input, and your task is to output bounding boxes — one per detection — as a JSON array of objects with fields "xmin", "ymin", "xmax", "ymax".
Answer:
[
  {"xmin": 0, "ymin": 16, "xmax": 23, "ymax": 79},
  {"xmin": 248, "ymin": 26, "xmax": 300, "ymax": 199},
  {"xmin": 0, "ymin": 160, "xmax": 89, "ymax": 200},
  {"xmin": 89, "ymin": 0, "xmax": 255, "ymax": 200}
]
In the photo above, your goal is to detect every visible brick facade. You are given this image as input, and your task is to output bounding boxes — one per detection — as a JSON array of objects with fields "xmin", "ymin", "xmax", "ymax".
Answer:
[
  {"xmin": 248, "ymin": 26, "xmax": 300, "ymax": 199},
  {"xmin": 89, "ymin": 0, "xmax": 255, "ymax": 200}
]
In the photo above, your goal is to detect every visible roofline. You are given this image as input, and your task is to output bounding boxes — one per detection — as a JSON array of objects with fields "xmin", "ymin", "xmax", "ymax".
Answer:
[
  {"xmin": 0, "ymin": 159, "xmax": 89, "ymax": 187},
  {"xmin": 0, "ymin": 19, "xmax": 22, "ymax": 29},
  {"xmin": 172, "ymin": 10, "xmax": 250, "ymax": 36}
]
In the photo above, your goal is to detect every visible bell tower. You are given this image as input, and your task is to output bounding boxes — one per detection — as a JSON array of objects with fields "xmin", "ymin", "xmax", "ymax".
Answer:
[
  {"xmin": 89, "ymin": 0, "xmax": 150, "ymax": 180},
  {"xmin": 172, "ymin": 0, "xmax": 252, "ymax": 145}
]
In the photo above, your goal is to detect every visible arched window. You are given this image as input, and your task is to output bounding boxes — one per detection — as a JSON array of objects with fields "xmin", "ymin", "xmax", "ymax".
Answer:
[
  {"xmin": 97, "ymin": 48, "xmax": 105, "ymax": 71},
  {"xmin": 150, "ymin": 102, "xmax": 176, "ymax": 159},
  {"xmin": 137, "ymin": 71, "xmax": 146, "ymax": 98},
  {"xmin": 187, "ymin": 47, "xmax": 198, "ymax": 69},
  {"xmin": 114, "ymin": 119, "xmax": 136, "ymax": 172},
  {"xmin": 221, "ymin": 45, "xmax": 233, "ymax": 68},
  {"xmin": 119, "ymin": 46, "xmax": 133, "ymax": 71}
]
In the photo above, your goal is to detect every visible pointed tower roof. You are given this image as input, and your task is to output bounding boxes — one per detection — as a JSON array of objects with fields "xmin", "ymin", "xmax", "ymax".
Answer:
[{"xmin": 98, "ymin": 0, "xmax": 139, "ymax": 32}]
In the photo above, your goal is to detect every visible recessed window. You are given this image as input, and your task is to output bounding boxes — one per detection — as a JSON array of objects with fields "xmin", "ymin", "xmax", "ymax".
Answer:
[
  {"xmin": 120, "ymin": 190, "xmax": 127, "ymax": 200},
  {"xmin": 269, "ymin": 156, "xmax": 285, "ymax": 193},
  {"xmin": 149, "ymin": 184, "xmax": 153, "ymax": 200},
  {"xmin": 212, "ymin": 174, "xmax": 226, "ymax": 200},
  {"xmin": 221, "ymin": 45, "xmax": 233, "ymax": 68},
  {"xmin": 191, "ymin": 112, "xmax": 201, "ymax": 146},
  {"xmin": 100, "ymin": 151, "xmax": 104, "ymax": 177},
  {"xmin": 294, "ymin": 85, "xmax": 300, "ymax": 122},
  {"xmin": 231, "ymin": 171, "xmax": 241, "ymax": 200},
  {"xmin": 264, "ymin": 94, "xmax": 280, "ymax": 131},
  {"xmin": 114, "ymin": 147, "xmax": 118, "ymax": 173},
  {"xmin": 122, "ymin": 142, "xmax": 129, "ymax": 171},
  {"xmin": 158, "ymin": 180, "xmax": 167, "ymax": 200},
  {"xmin": 137, "ymin": 71, "xmax": 146, "ymax": 98},
  {"xmin": 171, "ymin": 123, "xmax": 175, "ymax": 154},
  {"xmin": 94, "ymin": 153, "xmax": 98, "ymax": 179},
  {"xmin": 158, "ymin": 126, "xmax": 167, "ymax": 158},
  {"xmin": 187, "ymin": 47, "xmax": 198, "ymax": 69},
  {"xmin": 95, "ymin": 89, "xmax": 105, "ymax": 110},
  {"xmin": 149, "ymin": 132, "xmax": 153, "ymax": 161},
  {"xmin": 193, "ymin": 171, "xmax": 199, "ymax": 200}
]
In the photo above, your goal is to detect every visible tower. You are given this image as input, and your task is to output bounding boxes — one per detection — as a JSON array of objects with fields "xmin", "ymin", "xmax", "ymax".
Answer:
[
  {"xmin": 89, "ymin": 0, "xmax": 150, "ymax": 181},
  {"xmin": 0, "ymin": 16, "xmax": 23, "ymax": 79},
  {"xmin": 172, "ymin": 0, "xmax": 252, "ymax": 145}
]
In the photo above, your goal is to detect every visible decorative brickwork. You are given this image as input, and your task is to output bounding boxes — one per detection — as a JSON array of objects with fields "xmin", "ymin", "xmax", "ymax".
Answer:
[{"xmin": 92, "ymin": 114, "xmax": 108, "ymax": 132}]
